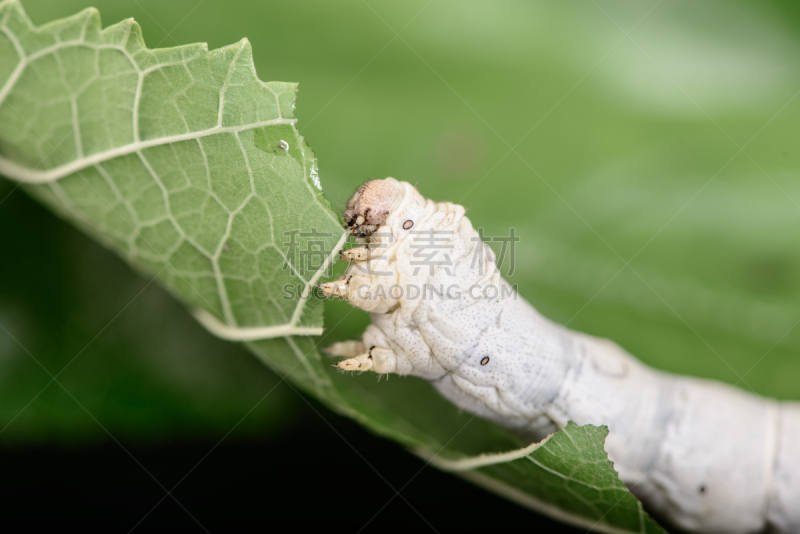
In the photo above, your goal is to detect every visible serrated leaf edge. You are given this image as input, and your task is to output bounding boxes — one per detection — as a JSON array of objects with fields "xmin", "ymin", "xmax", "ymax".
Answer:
[
  {"xmin": 0, "ymin": 0, "xmax": 346, "ymax": 340},
  {"xmin": 0, "ymin": 0, "xmax": 298, "ymax": 183}
]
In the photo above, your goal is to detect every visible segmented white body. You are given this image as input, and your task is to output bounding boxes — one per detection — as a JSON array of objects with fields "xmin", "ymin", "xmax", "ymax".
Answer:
[{"xmin": 323, "ymin": 179, "xmax": 800, "ymax": 533}]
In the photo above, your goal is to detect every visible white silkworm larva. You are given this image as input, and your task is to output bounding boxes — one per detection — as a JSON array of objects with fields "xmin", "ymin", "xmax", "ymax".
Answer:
[{"xmin": 319, "ymin": 178, "xmax": 800, "ymax": 534}]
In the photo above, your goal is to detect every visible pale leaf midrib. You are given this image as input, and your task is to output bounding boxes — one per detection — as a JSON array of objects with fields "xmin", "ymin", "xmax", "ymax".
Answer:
[
  {"xmin": 412, "ymin": 433, "xmax": 551, "ymax": 472},
  {"xmin": 0, "ymin": 119, "xmax": 297, "ymax": 184}
]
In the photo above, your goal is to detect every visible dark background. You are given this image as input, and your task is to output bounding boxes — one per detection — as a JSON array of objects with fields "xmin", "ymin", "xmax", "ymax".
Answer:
[{"xmin": 2, "ymin": 411, "xmax": 578, "ymax": 532}]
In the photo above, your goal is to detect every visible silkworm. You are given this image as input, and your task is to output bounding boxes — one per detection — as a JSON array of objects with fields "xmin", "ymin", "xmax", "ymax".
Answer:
[{"xmin": 319, "ymin": 178, "xmax": 800, "ymax": 534}]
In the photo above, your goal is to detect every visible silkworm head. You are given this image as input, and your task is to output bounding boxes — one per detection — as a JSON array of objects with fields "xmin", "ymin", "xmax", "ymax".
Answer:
[{"xmin": 344, "ymin": 179, "xmax": 400, "ymax": 237}]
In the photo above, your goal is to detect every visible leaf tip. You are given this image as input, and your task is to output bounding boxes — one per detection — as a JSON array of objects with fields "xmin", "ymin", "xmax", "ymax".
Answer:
[
  {"xmin": 81, "ymin": 6, "xmax": 101, "ymax": 18},
  {"xmin": 0, "ymin": 0, "xmax": 24, "ymax": 21}
]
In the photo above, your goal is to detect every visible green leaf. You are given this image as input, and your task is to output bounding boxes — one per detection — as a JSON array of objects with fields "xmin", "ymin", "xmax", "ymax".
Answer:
[
  {"xmin": 0, "ymin": 2, "xmax": 665, "ymax": 532},
  {"xmin": 0, "ymin": 0, "xmax": 344, "ymax": 339}
]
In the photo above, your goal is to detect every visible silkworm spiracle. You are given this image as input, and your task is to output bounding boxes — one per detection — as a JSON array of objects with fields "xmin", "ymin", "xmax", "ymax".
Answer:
[{"xmin": 320, "ymin": 178, "xmax": 800, "ymax": 534}]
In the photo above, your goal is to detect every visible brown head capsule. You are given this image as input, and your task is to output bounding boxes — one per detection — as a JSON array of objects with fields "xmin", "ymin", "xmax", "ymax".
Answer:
[{"xmin": 344, "ymin": 179, "xmax": 400, "ymax": 237}]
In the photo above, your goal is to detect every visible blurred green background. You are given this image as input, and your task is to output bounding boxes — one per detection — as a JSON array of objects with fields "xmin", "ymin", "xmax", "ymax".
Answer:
[{"xmin": 2, "ymin": 0, "xmax": 800, "ymax": 529}]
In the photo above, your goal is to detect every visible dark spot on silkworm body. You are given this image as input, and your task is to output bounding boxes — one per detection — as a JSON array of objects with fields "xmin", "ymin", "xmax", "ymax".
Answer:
[
  {"xmin": 698, "ymin": 485, "xmax": 706, "ymax": 495},
  {"xmin": 480, "ymin": 356, "xmax": 490, "ymax": 366},
  {"xmin": 403, "ymin": 220, "xmax": 414, "ymax": 230}
]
